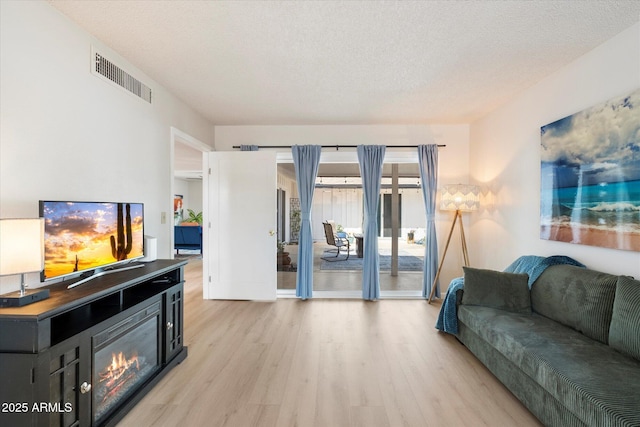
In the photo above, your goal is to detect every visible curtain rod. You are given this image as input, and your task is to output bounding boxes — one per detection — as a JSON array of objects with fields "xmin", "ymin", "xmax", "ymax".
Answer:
[{"xmin": 232, "ymin": 144, "xmax": 445, "ymax": 150}]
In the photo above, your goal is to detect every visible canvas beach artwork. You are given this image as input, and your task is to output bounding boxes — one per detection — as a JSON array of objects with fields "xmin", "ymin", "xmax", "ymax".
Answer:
[{"xmin": 540, "ymin": 88, "xmax": 640, "ymax": 252}]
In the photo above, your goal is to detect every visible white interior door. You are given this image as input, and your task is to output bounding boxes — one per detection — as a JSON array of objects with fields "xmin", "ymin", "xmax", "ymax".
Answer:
[{"xmin": 204, "ymin": 151, "xmax": 277, "ymax": 300}]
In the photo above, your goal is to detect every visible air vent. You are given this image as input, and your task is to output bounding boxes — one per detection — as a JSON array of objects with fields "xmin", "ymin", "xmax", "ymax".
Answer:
[{"xmin": 92, "ymin": 48, "xmax": 152, "ymax": 103}]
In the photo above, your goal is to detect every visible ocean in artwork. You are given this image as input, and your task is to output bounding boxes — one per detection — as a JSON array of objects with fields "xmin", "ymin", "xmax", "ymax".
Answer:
[
  {"xmin": 541, "ymin": 179, "xmax": 640, "ymax": 232},
  {"xmin": 540, "ymin": 88, "xmax": 640, "ymax": 251}
]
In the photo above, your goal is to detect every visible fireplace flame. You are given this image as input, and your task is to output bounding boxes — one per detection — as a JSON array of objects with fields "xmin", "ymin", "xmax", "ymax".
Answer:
[
  {"xmin": 108, "ymin": 351, "xmax": 139, "ymax": 376},
  {"xmin": 99, "ymin": 351, "xmax": 141, "ymax": 402}
]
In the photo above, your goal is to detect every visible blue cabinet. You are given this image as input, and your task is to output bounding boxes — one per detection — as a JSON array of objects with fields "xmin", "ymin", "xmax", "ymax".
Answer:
[{"xmin": 174, "ymin": 225, "xmax": 202, "ymax": 254}]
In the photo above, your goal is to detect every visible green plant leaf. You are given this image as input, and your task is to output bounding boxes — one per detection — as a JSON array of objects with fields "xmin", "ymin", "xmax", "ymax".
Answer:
[{"xmin": 186, "ymin": 209, "xmax": 203, "ymax": 224}]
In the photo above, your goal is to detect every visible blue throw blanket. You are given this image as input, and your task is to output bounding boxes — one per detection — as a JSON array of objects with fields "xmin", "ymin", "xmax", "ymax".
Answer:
[{"xmin": 435, "ymin": 255, "xmax": 585, "ymax": 335}]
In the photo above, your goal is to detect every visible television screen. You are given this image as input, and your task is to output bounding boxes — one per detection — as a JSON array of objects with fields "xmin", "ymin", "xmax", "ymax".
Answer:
[{"xmin": 39, "ymin": 201, "xmax": 144, "ymax": 281}]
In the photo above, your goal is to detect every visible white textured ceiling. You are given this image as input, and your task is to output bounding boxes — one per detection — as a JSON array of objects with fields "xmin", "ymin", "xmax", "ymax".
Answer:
[{"xmin": 49, "ymin": 1, "xmax": 639, "ymax": 125}]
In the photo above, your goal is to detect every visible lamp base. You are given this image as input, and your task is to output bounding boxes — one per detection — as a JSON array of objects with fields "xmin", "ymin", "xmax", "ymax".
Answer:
[{"xmin": 0, "ymin": 288, "xmax": 50, "ymax": 308}]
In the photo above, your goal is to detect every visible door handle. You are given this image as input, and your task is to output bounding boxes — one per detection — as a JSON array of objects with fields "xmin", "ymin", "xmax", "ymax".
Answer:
[
  {"xmin": 269, "ymin": 230, "xmax": 275, "ymax": 236},
  {"xmin": 80, "ymin": 382, "xmax": 92, "ymax": 394}
]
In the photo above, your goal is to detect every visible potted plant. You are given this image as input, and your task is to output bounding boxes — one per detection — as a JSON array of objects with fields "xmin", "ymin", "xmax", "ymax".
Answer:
[
  {"xmin": 277, "ymin": 240, "xmax": 292, "ymax": 270},
  {"xmin": 181, "ymin": 209, "xmax": 203, "ymax": 226}
]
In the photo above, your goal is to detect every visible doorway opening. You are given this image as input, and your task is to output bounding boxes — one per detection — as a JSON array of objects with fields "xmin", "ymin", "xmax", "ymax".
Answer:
[
  {"xmin": 276, "ymin": 155, "xmax": 426, "ymax": 298},
  {"xmin": 170, "ymin": 127, "xmax": 209, "ymax": 263}
]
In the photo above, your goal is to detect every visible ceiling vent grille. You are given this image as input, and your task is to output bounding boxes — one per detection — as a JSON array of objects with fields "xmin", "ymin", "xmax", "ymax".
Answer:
[{"xmin": 92, "ymin": 49, "xmax": 152, "ymax": 103}]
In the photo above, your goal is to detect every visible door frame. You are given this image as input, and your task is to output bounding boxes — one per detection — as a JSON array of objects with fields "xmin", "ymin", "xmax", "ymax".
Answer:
[
  {"xmin": 169, "ymin": 127, "xmax": 210, "ymax": 258},
  {"xmin": 276, "ymin": 149, "xmax": 423, "ymax": 298}
]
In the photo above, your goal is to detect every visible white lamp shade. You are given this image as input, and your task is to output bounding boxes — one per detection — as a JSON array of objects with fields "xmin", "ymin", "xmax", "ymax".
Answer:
[
  {"xmin": 0, "ymin": 218, "xmax": 45, "ymax": 276},
  {"xmin": 440, "ymin": 184, "xmax": 480, "ymax": 212}
]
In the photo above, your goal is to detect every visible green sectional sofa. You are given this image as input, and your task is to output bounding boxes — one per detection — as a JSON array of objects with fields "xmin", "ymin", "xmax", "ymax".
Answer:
[{"xmin": 455, "ymin": 265, "xmax": 640, "ymax": 427}]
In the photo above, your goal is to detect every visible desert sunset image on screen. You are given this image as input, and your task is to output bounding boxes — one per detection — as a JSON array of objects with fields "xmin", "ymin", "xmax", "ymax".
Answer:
[{"xmin": 41, "ymin": 202, "xmax": 144, "ymax": 280}]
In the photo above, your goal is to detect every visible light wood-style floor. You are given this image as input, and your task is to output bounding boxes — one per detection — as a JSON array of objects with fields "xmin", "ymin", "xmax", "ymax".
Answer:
[{"xmin": 118, "ymin": 258, "xmax": 542, "ymax": 427}]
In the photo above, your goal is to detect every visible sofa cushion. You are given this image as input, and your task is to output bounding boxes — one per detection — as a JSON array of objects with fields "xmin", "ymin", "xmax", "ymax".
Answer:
[
  {"xmin": 609, "ymin": 276, "xmax": 640, "ymax": 361},
  {"xmin": 531, "ymin": 265, "xmax": 617, "ymax": 344},
  {"xmin": 458, "ymin": 305, "xmax": 640, "ymax": 427},
  {"xmin": 461, "ymin": 267, "xmax": 531, "ymax": 314},
  {"xmin": 456, "ymin": 320, "xmax": 589, "ymax": 427}
]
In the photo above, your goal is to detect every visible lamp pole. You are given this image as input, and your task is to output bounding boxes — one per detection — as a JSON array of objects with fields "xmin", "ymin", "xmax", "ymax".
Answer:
[{"xmin": 427, "ymin": 209, "xmax": 470, "ymax": 304}]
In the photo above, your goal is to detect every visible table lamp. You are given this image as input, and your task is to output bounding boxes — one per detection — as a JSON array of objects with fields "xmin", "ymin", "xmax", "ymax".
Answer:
[
  {"xmin": 427, "ymin": 184, "xmax": 480, "ymax": 303},
  {"xmin": 0, "ymin": 218, "xmax": 49, "ymax": 307}
]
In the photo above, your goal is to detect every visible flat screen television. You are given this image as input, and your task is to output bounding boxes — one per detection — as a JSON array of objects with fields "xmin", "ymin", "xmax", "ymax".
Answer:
[{"xmin": 39, "ymin": 201, "xmax": 144, "ymax": 285}]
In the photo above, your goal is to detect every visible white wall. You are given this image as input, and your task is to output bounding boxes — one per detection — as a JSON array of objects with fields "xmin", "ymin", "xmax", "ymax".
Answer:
[
  {"xmin": 0, "ymin": 1, "xmax": 214, "ymax": 292},
  {"xmin": 215, "ymin": 124, "xmax": 471, "ymax": 284},
  {"xmin": 469, "ymin": 23, "xmax": 640, "ymax": 278},
  {"xmin": 188, "ymin": 180, "xmax": 204, "ymax": 217}
]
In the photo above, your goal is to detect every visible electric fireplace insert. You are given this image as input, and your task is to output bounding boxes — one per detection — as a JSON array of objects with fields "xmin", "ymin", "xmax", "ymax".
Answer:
[{"xmin": 92, "ymin": 302, "xmax": 161, "ymax": 424}]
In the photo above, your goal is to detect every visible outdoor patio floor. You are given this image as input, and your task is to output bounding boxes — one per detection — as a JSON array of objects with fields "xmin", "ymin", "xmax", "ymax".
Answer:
[{"xmin": 277, "ymin": 238, "xmax": 427, "ymax": 293}]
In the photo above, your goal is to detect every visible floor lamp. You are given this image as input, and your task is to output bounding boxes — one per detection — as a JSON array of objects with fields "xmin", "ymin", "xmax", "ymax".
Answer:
[{"xmin": 427, "ymin": 184, "xmax": 480, "ymax": 303}]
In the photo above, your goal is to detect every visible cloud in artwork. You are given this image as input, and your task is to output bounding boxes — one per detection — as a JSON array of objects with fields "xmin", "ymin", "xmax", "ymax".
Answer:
[{"xmin": 541, "ymin": 89, "xmax": 640, "ymax": 184}]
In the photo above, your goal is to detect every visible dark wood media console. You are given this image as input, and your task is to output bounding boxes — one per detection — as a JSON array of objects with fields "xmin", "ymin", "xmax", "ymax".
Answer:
[{"xmin": 0, "ymin": 260, "xmax": 188, "ymax": 427}]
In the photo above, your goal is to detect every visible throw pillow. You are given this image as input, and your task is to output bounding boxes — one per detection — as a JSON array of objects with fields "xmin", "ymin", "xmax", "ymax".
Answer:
[
  {"xmin": 609, "ymin": 275, "xmax": 640, "ymax": 361},
  {"xmin": 461, "ymin": 267, "xmax": 531, "ymax": 314}
]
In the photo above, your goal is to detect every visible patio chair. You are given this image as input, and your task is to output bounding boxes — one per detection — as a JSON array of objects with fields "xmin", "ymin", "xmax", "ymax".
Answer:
[{"xmin": 322, "ymin": 221, "xmax": 350, "ymax": 261}]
